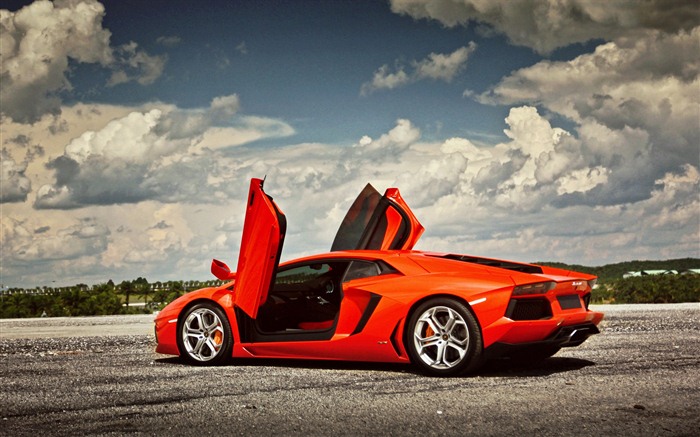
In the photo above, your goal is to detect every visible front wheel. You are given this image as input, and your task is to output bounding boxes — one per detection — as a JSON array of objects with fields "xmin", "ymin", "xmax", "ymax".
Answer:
[
  {"xmin": 177, "ymin": 302, "xmax": 233, "ymax": 365},
  {"xmin": 406, "ymin": 298, "xmax": 483, "ymax": 376}
]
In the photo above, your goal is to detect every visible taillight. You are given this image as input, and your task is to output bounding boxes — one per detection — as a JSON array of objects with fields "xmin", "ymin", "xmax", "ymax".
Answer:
[{"xmin": 512, "ymin": 281, "xmax": 556, "ymax": 296}]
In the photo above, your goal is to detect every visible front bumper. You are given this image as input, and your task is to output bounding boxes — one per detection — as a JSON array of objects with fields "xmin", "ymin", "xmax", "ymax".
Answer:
[{"xmin": 154, "ymin": 312, "xmax": 180, "ymax": 356}]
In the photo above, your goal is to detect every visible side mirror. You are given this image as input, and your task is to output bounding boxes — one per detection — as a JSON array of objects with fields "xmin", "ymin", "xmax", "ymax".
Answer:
[{"xmin": 211, "ymin": 259, "xmax": 235, "ymax": 280}]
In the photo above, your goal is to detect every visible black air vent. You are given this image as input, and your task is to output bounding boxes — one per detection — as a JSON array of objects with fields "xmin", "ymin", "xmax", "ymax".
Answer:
[
  {"xmin": 505, "ymin": 298, "xmax": 552, "ymax": 320},
  {"xmin": 439, "ymin": 254, "xmax": 543, "ymax": 274},
  {"xmin": 557, "ymin": 295, "xmax": 582, "ymax": 310}
]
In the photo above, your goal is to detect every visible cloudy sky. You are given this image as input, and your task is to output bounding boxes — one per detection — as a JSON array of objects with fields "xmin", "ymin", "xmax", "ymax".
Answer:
[{"xmin": 1, "ymin": 0, "xmax": 698, "ymax": 288}]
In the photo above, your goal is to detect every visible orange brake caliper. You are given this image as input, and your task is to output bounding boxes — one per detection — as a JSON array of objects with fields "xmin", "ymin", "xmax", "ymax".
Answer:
[{"xmin": 213, "ymin": 331, "xmax": 223, "ymax": 345}]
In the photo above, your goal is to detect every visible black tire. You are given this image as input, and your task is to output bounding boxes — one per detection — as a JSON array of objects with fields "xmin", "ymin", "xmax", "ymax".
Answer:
[
  {"xmin": 405, "ymin": 298, "xmax": 483, "ymax": 376},
  {"xmin": 176, "ymin": 302, "xmax": 233, "ymax": 365}
]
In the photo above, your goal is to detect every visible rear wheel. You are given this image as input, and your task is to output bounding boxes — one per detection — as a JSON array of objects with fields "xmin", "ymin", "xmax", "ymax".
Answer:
[
  {"xmin": 406, "ymin": 298, "xmax": 483, "ymax": 376},
  {"xmin": 177, "ymin": 302, "xmax": 233, "ymax": 365}
]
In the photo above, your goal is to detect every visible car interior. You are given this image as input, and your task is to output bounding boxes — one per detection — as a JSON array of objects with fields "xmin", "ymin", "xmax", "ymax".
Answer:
[
  {"xmin": 255, "ymin": 262, "xmax": 347, "ymax": 333},
  {"xmin": 255, "ymin": 260, "xmax": 387, "ymax": 334}
]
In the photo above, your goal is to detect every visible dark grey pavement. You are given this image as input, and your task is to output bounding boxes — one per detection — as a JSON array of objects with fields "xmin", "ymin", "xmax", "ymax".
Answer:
[{"xmin": 1, "ymin": 304, "xmax": 698, "ymax": 436}]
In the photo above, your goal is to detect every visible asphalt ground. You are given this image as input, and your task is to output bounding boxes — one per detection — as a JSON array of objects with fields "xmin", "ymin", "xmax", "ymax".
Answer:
[{"xmin": 1, "ymin": 303, "xmax": 698, "ymax": 436}]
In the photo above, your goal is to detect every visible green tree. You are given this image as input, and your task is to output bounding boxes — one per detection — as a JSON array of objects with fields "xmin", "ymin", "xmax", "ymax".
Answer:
[
  {"xmin": 119, "ymin": 280, "xmax": 134, "ymax": 308},
  {"xmin": 80, "ymin": 283, "xmax": 119, "ymax": 315},
  {"xmin": 606, "ymin": 274, "xmax": 699, "ymax": 303},
  {"xmin": 133, "ymin": 277, "xmax": 150, "ymax": 312}
]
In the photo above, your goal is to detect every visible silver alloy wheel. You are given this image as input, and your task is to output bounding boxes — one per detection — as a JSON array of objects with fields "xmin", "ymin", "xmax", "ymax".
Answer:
[
  {"xmin": 412, "ymin": 305, "xmax": 469, "ymax": 370},
  {"xmin": 181, "ymin": 307, "xmax": 226, "ymax": 362}
]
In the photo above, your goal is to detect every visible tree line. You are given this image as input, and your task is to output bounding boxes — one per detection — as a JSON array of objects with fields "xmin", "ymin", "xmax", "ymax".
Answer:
[
  {"xmin": 538, "ymin": 258, "xmax": 699, "ymax": 282},
  {"xmin": 0, "ymin": 278, "xmax": 224, "ymax": 319},
  {"xmin": 591, "ymin": 274, "xmax": 699, "ymax": 304}
]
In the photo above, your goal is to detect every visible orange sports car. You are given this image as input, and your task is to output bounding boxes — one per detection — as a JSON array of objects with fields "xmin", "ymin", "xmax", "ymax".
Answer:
[{"xmin": 154, "ymin": 178, "xmax": 603, "ymax": 376}]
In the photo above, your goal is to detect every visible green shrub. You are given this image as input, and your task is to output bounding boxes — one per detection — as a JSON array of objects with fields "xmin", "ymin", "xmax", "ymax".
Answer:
[{"xmin": 604, "ymin": 274, "xmax": 699, "ymax": 303}]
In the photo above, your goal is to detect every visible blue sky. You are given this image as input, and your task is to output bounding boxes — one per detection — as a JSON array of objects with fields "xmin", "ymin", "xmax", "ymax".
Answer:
[
  {"xmin": 1, "ymin": 0, "xmax": 699, "ymax": 288},
  {"xmin": 67, "ymin": 0, "xmax": 548, "ymax": 143}
]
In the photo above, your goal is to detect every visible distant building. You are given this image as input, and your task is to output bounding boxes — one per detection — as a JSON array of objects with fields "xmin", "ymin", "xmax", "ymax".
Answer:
[{"xmin": 622, "ymin": 269, "xmax": 699, "ymax": 278}]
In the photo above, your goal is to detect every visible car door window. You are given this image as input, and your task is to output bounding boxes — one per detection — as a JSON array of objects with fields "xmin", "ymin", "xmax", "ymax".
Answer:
[
  {"xmin": 331, "ymin": 184, "xmax": 381, "ymax": 251},
  {"xmin": 275, "ymin": 264, "xmax": 331, "ymax": 289},
  {"xmin": 343, "ymin": 261, "xmax": 381, "ymax": 282},
  {"xmin": 331, "ymin": 184, "xmax": 423, "ymax": 252},
  {"xmin": 364, "ymin": 205, "xmax": 408, "ymax": 250}
]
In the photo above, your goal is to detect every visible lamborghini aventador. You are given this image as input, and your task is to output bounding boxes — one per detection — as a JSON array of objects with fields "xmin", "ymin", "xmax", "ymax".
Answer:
[{"xmin": 154, "ymin": 178, "xmax": 603, "ymax": 376}]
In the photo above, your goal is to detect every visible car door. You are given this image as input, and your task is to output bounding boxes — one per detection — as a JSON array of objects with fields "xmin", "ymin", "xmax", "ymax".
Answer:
[
  {"xmin": 330, "ymin": 183, "xmax": 424, "ymax": 251},
  {"xmin": 233, "ymin": 178, "xmax": 287, "ymax": 319}
]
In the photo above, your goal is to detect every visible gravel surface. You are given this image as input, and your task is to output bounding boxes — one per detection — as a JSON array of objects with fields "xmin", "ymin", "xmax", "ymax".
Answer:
[
  {"xmin": 0, "ymin": 304, "xmax": 698, "ymax": 436},
  {"xmin": 0, "ymin": 314, "xmax": 154, "ymax": 339}
]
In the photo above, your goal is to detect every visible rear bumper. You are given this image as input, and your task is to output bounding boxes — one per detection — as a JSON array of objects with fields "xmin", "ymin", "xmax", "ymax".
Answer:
[
  {"xmin": 547, "ymin": 323, "xmax": 600, "ymax": 347},
  {"xmin": 484, "ymin": 322, "xmax": 600, "ymax": 359}
]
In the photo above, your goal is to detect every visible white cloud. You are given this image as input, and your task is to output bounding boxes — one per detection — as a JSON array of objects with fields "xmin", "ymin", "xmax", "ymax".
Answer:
[
  {"xmin": 64, "ymin": 109, "xmax": 166, "ymax": 164},
  {"xmin": 0, "ymin": 135, "xmax": 45, "ymax": 203},
  {"xmin": 121, "ymin": 204, "xmax": 193, "ymax": 264},
  {"xmin": 195, "ymin": 116, "xmax": 295, "ymax": 151},
  {"xmin": 479, "ymin": 28, "xmax": 699, "ymax": 123},
  {"xmin": 156, "ymin": 35, "xmax": 181, "ymax": 47},
  {"xmin": 236, "ymin": 41, "xmax": 248, "ymax": 55},
  {"xmin": 361, "ymin": 44, "xmax": 476, "ymax": 94},
  {"xmin": 0, "ymin": 0, "xmax": 166, "ymax": 123},
  {"xmin": 645, "ymin": 164, "xmax": 700, "ymax": 227},
  {"xmin": 32, "ymin": 96, "xmax": 295, "ymax": 209},
  {"xmin": 2, "ymin": 107, "xmax": 698, "ymax": 287},
  {"xmin": 478, "ymin": 27, "xmax": 700, "ymax": 205},
  {"xmin": 556, "ymin": 166, "xmax": 610, "ymax": 195},
  {"xmin": 0, "ymin": 154, "xmax": 31, "ymax": 202},
  {"xmin": 351, "ymin": 118, "xmax": 421, "ymax": 158},
  {"xmin": 390, "ymin": 2, "xmax": 697, "ymax": 213},
  {"xmin": 361, "ymin": 65, "xmax": 410, "ymax": 94},
  {"xmin": 395, "ymin": 149, "xmax": 468, "ymax": 207},
  {"xmin": 390, "ymin": 0, "xmax": 699, "ymax": 54},
  {"xmin": 2, "ymin": 217, "xmax": 109, "ymax": 262},
  {"xmin": 107, "ymin": 41, "xmax": 167, "ymax": 86},
  {"xmin": 210, "ymin": 94, "xmax": 241, "ymax": 119},
  {"xmin": 414, "ymin": 43, "xmax": 476, "ymax": 80}
]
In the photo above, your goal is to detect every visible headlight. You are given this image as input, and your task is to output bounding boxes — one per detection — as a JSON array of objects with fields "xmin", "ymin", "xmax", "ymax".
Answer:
[
  {"xmin": 587, "ymin": 279, "xmax": 597, "ymax": 289},
  {"xmin": 512, "ymin": 281, "xmax": 556, "ymax": 296}
]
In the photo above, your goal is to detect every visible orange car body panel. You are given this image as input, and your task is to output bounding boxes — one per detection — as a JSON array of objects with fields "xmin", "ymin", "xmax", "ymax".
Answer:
[
  {"xmin": 233, "ymin": 178, "xmax": 285, "ymax": 319},
  {"xmin": 382, "ymin": 188, "xmax": 424, "ymax": 250}
]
